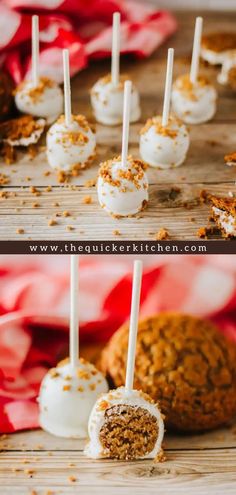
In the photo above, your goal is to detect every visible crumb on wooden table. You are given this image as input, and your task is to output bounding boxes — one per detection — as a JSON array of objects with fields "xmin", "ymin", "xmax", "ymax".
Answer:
[
  {"xmin": 112, "ymin": 229, "xmax": 121, "ymax": 236},
  {"xmin": 0, "ymin": 173, "xmax": 10, "ymax": 185},
  {"xmin": 155, "ymin": 228, "xmax": 170, "ymax": 240},
  {"xmin": 16, "ymin": 228, "xmax": 24, "ymax": 234},
  {"xmin": 84, "ymin": 178, "xmax": 97, "ymax": 188},
  {"xmin": 29, "ymin": 186, "xmax": 41, "ymax": 196},
  {"xmin": 48, "ymin": 219, "xmax": 57, "ymax": 227},
  {"xmin": 82, "ymin": 195, "xmax": 92, "ymax": 204},
  {"xmin": 68, "ymin": 475, "xmax": 77, "ymax": 483},
  {"xmin": 197, "ymin": 227, "xmax": 207, "ymax": 238},
  {"xmin": 62, "ymin": 210, "xmax": 70, "ymax": 217},
  {"xmin": 66, "ymin": 225, "xmax": 75, "ymax": 231}
]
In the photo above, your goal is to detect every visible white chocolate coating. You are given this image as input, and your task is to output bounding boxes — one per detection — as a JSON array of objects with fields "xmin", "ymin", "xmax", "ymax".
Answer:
[
  {"xmin": 15, "ymin": 78, "xmax": 63, "ymax": 124},
  {"xmin": 213, "ymin": 207, "xmax": 236, "ymax": 237},
  {"xmin": 91, "ymin": 75, "xmax": 141, "ymax": 125},
  {"xmin": 171, "ymin": 74, "xmax": 217, "ymax": 124},
  {"xmin": 97, "ymin": 156, "xmax": 148, "ymax": 217},
  {"xmin": 139, "ymin": 115, "xmax": 189, "ymax": 169},
  {"xmin": 84, "ymin": 386, "xmax": 165, "ymax": 459},
  {"xmin": 38, "ymin": 358, "xmax": 108, "ymax": 438},
  {"xmin": 218, "ymin": 50, "xmax": 236, "ymax": 85},
  {"xmin": 46, "ymin": 115, "xmax": 96, "ymax": 172},
  {"xmin": 200, "ymin": 47, "xmax": 229, "ymax": 65}
]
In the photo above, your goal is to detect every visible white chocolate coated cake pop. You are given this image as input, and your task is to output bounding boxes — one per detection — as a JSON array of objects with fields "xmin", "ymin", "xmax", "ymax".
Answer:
[
  {"xmin": 140, "ymin": 116, "xmax": 189, "ymax": 169},
  {"xmin": 90, "ymin": 13, "xmax": 141, "ymax": 125},
  {"xmin": 97, "ymin": 81, "xmax": 148, "ymax": 216},
  {"xmin": 46, "ymin": 114, "xmax": 96, "ymax": 172},
  {"xmin": 172, "ymin": 17, "xmax": 217, "ymax": 124},
  {"xmin": 97, "ymin": 156, "xmax": 148, "ymax": 216},
  {"xmin": 39, "ymin": 256, "xmax": 108, "ymax": 438},
  {"xmin": 140, "ymin": 48, "xmax": 189, "ymax": 169},
  {"xmin": 15, "ymin": 17, "xmax": 63, "ymax": 124},
  {"xmin": 39, "ymin": 357, "xmax": 108, "ymax": 438},
  {"xmin": 84, "ymin": 386, "xmax": 164, "ymax": 460},
  {"xmin": 85, "ymin": 261, "xmax": 165, "ymax": 461},
  {"xmin": 46, "ymin": 50, "xmax": 96, "ymax": 172}
]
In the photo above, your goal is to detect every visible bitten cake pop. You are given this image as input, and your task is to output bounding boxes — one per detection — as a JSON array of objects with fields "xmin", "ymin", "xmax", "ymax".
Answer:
[
  {"xmin": 39, "ymin": 255, "xmax": 108, "ymax": 438},
  {"xmin": 85, "ymin": 261, "xmax": 165, "ymax": 461},
  {"xmin": 218, "ymin": 51, "xmax": 236, "ymax": 89},
  {"xmin": 46, "ymin": 49, "xmax": 96, "ymax": 173},
  {"xmin": 97, "ymin": 80, "xmax": 148, "ymax": 216},
  {"xmin": 140, "ymin": 48, "xmax": 189, "ymax": 169},
  {"xmin": 14, "ymin": 16, "xmax": 63, "ymax": 124},
  {"xmin": 172, "ymin": 17, "xmax": 217, "ymax": 124},
  {"xmin": 90, "ymin": 12, "xmax": 141, "ymax": 125}
]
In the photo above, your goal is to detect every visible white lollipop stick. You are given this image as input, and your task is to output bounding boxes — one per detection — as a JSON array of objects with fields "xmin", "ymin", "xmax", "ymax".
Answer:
[
  {"xmin": 63, "ymin": 49, "xmax": 72, "ymax": 127},
  {"xmin": 69, "ymin": 254, "xmax": 79, "ymax": 368},
  {"xmin": 111, "ymin": 12, "xmax": 120, "ymax": 87},
  {"xmin": 121, "ymin": 80, "xmax": 132, "ymax": 168},
  {"xmin": 125, "ymin": 260, "xmax": 143, "ymax": 393},
  {"xmin": 32, "ymin": 15, "xmax": 39, "ymax": 87},
  {"xmin": 162, "ymin": 48, "xmax": 174, "ymax": 127},
  {"xmin": 190, "ymin": 17, "xmax": 203, "ymax": 85}
]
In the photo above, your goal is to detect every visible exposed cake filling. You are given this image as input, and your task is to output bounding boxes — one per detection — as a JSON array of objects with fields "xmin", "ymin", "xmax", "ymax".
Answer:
[{"xmin": 99, "ymin": 404, "xmax": 158, "ymax": 460}]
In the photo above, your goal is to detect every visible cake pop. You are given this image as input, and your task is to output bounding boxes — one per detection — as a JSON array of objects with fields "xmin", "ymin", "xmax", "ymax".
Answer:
[
  {"xmin": 85, "ymin": 261, "xmax": 165, "ymax": 461},
  {"xmin": 218, "ymin": 50, "xmax": 236, "ymax": 88},
  {"xmin": 14, "ymin": 16, "xmax": 63, "ymax": 124},
  {"xmin": 46, "ymin": 50, "xmax": 96, "ymax": 173},
  {"xmin": 140, "ymin": 48, "xmax": 189, "ymax": 169},
  {"xmin": 90, "ymin": 12, "xmax": 141, "ymax": 125},
  {"xmin": 97, "ymin": 80, "xmax": 148, "ymax": 216},
  {"xmin": 172, "ymin": 17, "xmax": 217, "ymax": 124},
  {"xmin": 39, "ymin": 255, "xmax": 108, "ymax": 438}
]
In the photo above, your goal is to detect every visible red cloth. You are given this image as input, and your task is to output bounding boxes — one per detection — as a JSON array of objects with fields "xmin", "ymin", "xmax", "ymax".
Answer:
[
  {"xmin": 0, "ymin": 1, "xmax": 177, "ymax": 84},
  {"xmin": 0, "ymin": 255, "xmax": 236, "ymax": 433}
]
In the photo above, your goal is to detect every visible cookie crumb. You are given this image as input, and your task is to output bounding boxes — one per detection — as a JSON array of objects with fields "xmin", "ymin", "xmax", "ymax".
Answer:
[
  {"xmin": 48, "ymin": 219, "xmax": 57, "ymax": 227},
  {"xmin": 68, "ymin": 475, "xmax": 77, "ymax": 483},
  {"xmin": 82, "ymin": 195, "xmax": 92, "ymax": 204},
  {"xmin": 155, "ymin": 228, "xmax": 169, "ymax": 240},
  {"xmin": 112, "ymin": 229, "xmax": 121, "ymax": 236},
  {"xmin": 16, "ymin": 228, "xmax": 24, "ymax": 234}
]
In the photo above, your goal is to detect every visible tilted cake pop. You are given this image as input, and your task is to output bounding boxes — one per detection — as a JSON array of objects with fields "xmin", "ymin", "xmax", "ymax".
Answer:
[
  {"xmin": 15, "ymin": 16, "xmax": 63, "ymax": 124},
  {"xmin": 39, "ymin": 255, "xmax": 108, "ymax": 438},
  {"xmin": 172, "ymin": 17, "xmax": 217, "ymax": 124},
  {"xmin": 85, "ymin": 261, "xmax": 165, "ymax": 461},
  {"xmin": 97, "ymin": 81, "xmax": 148, "ymax": 216},
  {"xmin": 140, "ymin": 48, "xmax": 189, "ymax": 169},
  {"xmin": 46, "ymin": 50, "xmax": 96, "ymax": 173},
  {"xmin": 90, "ymin": 13, "xmax": 141, "ymax": 125}
]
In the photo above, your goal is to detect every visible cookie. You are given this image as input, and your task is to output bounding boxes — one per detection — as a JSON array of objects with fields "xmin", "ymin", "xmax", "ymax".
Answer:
[{"xmin": 99, "ymin": 313, "xmax": 236, "ymax": 432}]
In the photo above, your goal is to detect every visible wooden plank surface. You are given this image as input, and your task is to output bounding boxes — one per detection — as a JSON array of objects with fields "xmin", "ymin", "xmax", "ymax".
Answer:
[
  {"xmin": 1, "ymin": 10, "xmax": 236, "ymax": 240},
  {"xmin": 1, "ymin": 423, "xmax": 236, "ymax": 494}
]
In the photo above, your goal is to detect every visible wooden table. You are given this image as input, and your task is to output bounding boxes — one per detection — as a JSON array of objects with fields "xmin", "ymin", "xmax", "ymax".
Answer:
[
  {"xmin": 1, "ymin": 423, "xmax": 236, "ymax": 494},
  {"xmin": 1, "ymin": 11, "xmax": 236, "ymax": 241}
]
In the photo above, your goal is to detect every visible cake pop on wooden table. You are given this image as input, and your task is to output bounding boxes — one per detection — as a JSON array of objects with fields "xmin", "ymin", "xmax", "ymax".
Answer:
[
  {"xmin": 85, "ymin": 260, "xmax": 164, "ymax": 461},
  {"xmin": 46, "ymin": 49, "xmax": 96, "ymax": 174},
  {"xmin": 140, "ymin": 48, "xmax": 189, "ymax": 169},
  {"xmin": 172, "ymin": 17, "xmax": 217, "ymax": 124},
  {"xmin": 90, "ymin": 12, "xmax": 141, "ymax": 125},
  {"xmin": 38, "ymin": 255, "xmax": 108, "ymax": 438},
  {"xmin": 15, "ymin": 16, "xmax": 63, "ymax": 124},
  {"xmin": 97, "ymin": 80, "xmax": 148, "ymax": 217}
]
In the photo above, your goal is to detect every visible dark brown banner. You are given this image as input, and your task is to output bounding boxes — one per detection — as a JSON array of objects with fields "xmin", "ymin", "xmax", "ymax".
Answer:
[{"xmin": 0, "ymin": 241, "xmax": 235, "ymax": 255}]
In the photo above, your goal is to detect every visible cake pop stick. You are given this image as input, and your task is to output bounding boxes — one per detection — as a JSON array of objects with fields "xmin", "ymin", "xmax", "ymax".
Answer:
[
  {"xmin": 111, "ymin": 12, "xmax": 120, "ymax": 87},
  {"xmin": 190, "ymin": 17, "xmax": 203, "ymax": 85},
  {"xmin": 32, "ymin": 15, "xmax": 39, "ymax": 87},
  {"xmin": 162, "ymin": 48, "xmax": 174, "ymax": 127},
  {"xmin": 125, "ymin": 260, "xmax": 143, "ymax": 393},
  {"xmin": 121, "ymin": 80, "xmax": 131, "ymax": 168},
  {"xmin": 70, "ymin": 254, "xmax": 79, "ymax": 368},
  {"xmin": 63, "ymin": 49, "xmax": 72, "ymax": 127}
]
